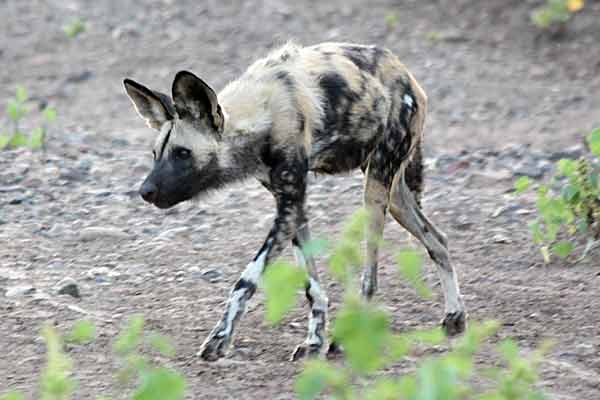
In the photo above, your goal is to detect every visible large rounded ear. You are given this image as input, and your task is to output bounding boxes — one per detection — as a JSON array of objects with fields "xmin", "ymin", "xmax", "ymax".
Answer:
[
  {"xmin": 172, "ymin": 71, "xmax": 224, "ymax": 135},
  {"xmin": 123, "ymin": 79, "xmax": 174, "ymax": 130}
]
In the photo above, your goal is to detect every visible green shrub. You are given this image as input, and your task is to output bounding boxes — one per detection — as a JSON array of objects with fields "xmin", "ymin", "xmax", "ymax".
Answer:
[
  {"xmin": 63, "ymin": 19, "xmax": 86, "ymax": 38},
  {"xmin": 264, "ymin": 210, "xmax": 549, "ymax": 399},
  {"xmin": 531, "ymin": 0, "xmax": 584, "ymax": 30},
  {"xmin": 0, "ymin": 86, "xmax": 56, "ymax": 151},
  {"xmin": 2, "ymin": 316, "xmax": 185, "ymax": 400},
  {"xmin": 516, "ymin": 128, "xmax": 600, "ymax": 262}
]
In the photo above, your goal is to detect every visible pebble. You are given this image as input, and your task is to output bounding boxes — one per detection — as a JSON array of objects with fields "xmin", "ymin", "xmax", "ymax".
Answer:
[
  {"xmin": 512, "ymin": 161, "xmax": 545, "ymax": 179},
  {"xmin": 86, "ymin": 267, "xmax": 111, "ymax": 281},
  {"xmin": 464, "ymin": 169, "xmax": 512, "ymax": 188},
  {"xmin": 200, "ymin": 268, "xmax": 221, "ymax": 283},
  {"xmin": 490, "ymin": 233, "xmax": 512, "ymax": 244},
  {"xmin": 79, "ymin": 227, "xmax": 132, "ymax": 242},
  {"xmin": 55, "ymin": 277, "xmax": 80, "ymax": 298},
  {"xmin": 155, "ymin": 227, "xmax": 190, "ymax": 241},
  {"xmin": 5, "ymin": 285, "xmax": 35, "ymax": 297}
]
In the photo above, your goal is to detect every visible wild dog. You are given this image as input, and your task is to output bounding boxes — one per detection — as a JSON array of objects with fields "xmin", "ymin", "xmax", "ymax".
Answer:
[{"xmin": 123, "ymin": 42, "xmax": 466, "ymax": 361}]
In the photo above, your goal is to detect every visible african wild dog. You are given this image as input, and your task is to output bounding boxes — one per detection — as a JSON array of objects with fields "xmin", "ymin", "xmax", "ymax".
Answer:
[{"xmin": 123, "ymin": 42, "xmax": 466, "ymax": 361}]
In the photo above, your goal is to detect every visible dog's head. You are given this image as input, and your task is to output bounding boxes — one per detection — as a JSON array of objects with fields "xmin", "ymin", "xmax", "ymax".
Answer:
[{"xmin": 124, "ymin": 71, "xmax": 226, "ymax": 209}]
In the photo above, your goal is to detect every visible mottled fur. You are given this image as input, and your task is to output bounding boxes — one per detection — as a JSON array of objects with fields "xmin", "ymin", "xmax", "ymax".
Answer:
[{"xmin": 124, "ymin": 42, "xmax": 466, "ymax": 362}]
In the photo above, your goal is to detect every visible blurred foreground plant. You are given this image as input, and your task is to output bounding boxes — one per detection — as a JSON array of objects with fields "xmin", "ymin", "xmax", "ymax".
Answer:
[
  {"xmin": 531, "ymin": 0, "xmax": 584, "ymax": 32},
  {"xmin": 1, "ymin": 317, "xmax": 184, "ymax": 400},
  {"xmin": 516, "ymin": 128, "xmax": 600, "ymax": 262},
  {"xmin": 264, "ymin": 210, "xmax": 549, "ymax": 399},
  {"xmin": 0, "ymin": 86, "xmax": 56, "ymax": 151}
]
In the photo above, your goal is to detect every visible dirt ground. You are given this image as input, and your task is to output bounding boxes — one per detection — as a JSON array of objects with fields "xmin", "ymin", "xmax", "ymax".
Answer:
[{"xmin": 1, "ymin": 1, "xmax": 600, "ymax": 399}]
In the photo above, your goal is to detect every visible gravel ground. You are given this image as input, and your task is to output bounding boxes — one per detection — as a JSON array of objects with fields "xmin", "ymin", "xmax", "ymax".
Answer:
[{"xmin": 1, "ymin": 1, "xmax": 600, "ymax": 399}]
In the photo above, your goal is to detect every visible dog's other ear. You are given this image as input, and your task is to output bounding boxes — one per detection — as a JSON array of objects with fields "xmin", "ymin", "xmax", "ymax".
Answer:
[
  {"xmin": 123, "ymin": 79, "xmax": 174, "ymax": 130},
  {"xmin": 172, "ymin": 71, "xmax": 224, "ymax": 134}
]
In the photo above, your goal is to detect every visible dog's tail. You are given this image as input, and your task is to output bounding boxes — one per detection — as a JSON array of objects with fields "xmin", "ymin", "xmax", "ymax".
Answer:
[{"xmin": 405, "ymin": 141, "xmax": 423, "ymax": 207}]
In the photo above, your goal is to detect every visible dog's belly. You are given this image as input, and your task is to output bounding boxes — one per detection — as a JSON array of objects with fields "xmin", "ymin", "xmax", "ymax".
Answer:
[{"xmin": 308, "ymin": 129, "xmax": 380, "ymax": 174}]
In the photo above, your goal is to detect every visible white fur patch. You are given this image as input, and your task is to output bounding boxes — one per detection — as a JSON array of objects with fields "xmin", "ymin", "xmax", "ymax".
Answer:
[
  {"xmin": 403, "ymin": 94, "xmax": 414, "ymax": 108},
  {"xmin": 221, "ymin": 244, "xmax": 271, "ymax": 336},
  {"xmin": 293, "ymin": 246, "xmax": 307, "ymax": 268},
  {"xmin": 438, "ymin": 268, "xmax": 464, "ymax": 314}
]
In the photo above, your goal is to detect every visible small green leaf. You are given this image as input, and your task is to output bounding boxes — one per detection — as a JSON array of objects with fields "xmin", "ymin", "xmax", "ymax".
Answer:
[
  {"xmin": 514, "ymin": 176, "xmax": 530, "ymax": 194},
  {"xmin": 332, "ymin": 300, "xmax": 390, "ymax": 373},
  {"xmin": 557, "ymin": 159, "xmax": 577, "ymax": 177},
  {"xmin": 44, "ymin": 107, "xmax": 57, "ymax": 123},
  {"xmin": 63, "ymin": 19, "xmax": 86, "ymax": 38},
  {"xmin": 529, "ymin": 222, "xmax": 544, "ymax": 244},
  {"xmin": 540, "ymin": 246, "xmax": 551, "ymax": 264},
  {"xmin": 67, "ymin": 320, "xmax": 96, "ymax": 344},
  {"xmin": 0, "ymin": 392, "xmax": 25, "ymax": 400},
  {"xmin": 295, "ymin": 361, "xmax": 347, "ymax": 400},
  {"xmin": 15, "ymin": 86, "xmax": 28, "ymax": 103},
  {"xmin": 114, "ymin": 315, "xmax": 145, "ymax": 355},
  {"xmin": 29, "ymin": 127, "xmax": 45, "ymax": 149},
  {"xmin": 498, "ymin": 339, "xmax": 519, "ymax": 362},
  {"xmin": 552, "ymin": 241, "xmax": 574, "ymax": 258},
  {"xmin": 9, "ymin": 132, "xmax": 29, "ymax": 148},
  {"xmin": 6, "ymin": 100, "xmax": 21, "ymax": 121},
  {"xmin": 40, "ymin": 326, "xmax": 75, "ymax": 399},
  {"xmin": 365, "ymin": 379, "xmax": 402, "ymax": 400},
  {"xmin": 262, "ymin": 262, "xmax": 307, "ymax": 325},
  {"xmin": 588, "ymin": 128, "xmax": 600, "ymax": 157},
  {"xmin": 588, "ymin": 172, "xmax": 598, "ymax": 189},
  {"xmin": 408, "ymin": 327, "xmax": 445, "ymax": 344},
  {"xmin": 0, "ymin": 135, "xmax": 10, "ymax": 150},
  {"xmin": 147, "ymin": 333, "xmax": 176, "ymax": 357},
  {"xmin": 562, "ymin": 185, "xmax": 579, "ymax": 202},
  {"xmin": 133, "ymin": 367, "xmax": 185, "ymax": 400},
  {"xmin": 396, "ymin": 249, "xmax": 431, "ymax": 298}
]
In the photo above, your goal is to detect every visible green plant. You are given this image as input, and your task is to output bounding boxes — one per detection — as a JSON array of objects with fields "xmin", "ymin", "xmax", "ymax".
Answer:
[
  {"xmin": 516, "ymin": 128, "xmax": 600, "ymax": 262},
  {"xmin": 264, "ymin": 210, "xmax": 548, "ymax": 399},
  {"xmin": 0, "ymin": 86, "xmax": 56, "ymax": 150},
  {"xmin": 63, "ymin": 18, "xmax": 86, "ymax": 38},
  {"xmin": 384, "ymin": 13, "xmax": 399, "ymax": 30},
  {"xmin": 531, "ymin": 0, "xmax": 584, "ymax": 30},
  {"xmin": 2, "ymin": 317, "xmax": 184, "ymax": 400}
]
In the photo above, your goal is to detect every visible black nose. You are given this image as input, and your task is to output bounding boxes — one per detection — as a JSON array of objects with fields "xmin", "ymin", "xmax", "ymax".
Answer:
[{"xmin": 139, "ymin": 181, "xmax": 158, "ymax": 203}]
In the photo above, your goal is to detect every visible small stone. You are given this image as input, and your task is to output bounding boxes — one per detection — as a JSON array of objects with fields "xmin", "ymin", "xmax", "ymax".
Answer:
[
  {"xmin": 155, "ymin": 227, "xmax": 190, "ymax": 241},
  {"xmin": 112, "ymin": 24, "xmax": 140, "ymax": 39},
  {"xmin": 86, "ymin": 267, "xmax": 111, "ymax": 281},
  {"xmin": 491, "ymin": 233, "xmax": 512, "ymax": 244},
  {"xmin": 65, "ymin": 70, "xmax": 93, "ymax": 84},
  {"xmin": 80, "ymin": 227, "xmax": 132, "ymax": 242},
  {"xmin": 55, "ymin": 277, "xmax": 80, "ymax": 298},
  {"xmin": 513, "ymin": 162, "xmax": 544, "ymax": 179},
  {"xmin": 200, "ymin": 268, "xmax": 221, "ymax": 283},
  {"xmin": 453, "ymin": 215, "xmax": 473, "ymax": 230},
  {"xmin": 0, "ymin": 185, "xmax": 23, "ymax": 193},
  {"xmin": 5, "ymin": 285, "xmax": 35, "ymax": 297},
  {"xmin": 464, "ymin": 170, "xmax": 512, "ymax": 188},
  {"xmin": 547, "ymin": 146, "xmax": 585, "ymax": 162}
]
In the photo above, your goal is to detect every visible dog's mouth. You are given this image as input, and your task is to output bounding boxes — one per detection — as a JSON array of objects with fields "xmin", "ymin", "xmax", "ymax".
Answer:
[{"xmin": 153, "ymin": 199, "xmax": 175, "ymax": 209}]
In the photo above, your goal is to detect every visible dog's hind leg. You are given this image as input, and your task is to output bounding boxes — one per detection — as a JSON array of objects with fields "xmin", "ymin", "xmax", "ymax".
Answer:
[
  {"xmin": 389, "ymin": 169, "xmax": 466, "ymax": 336},
  {"xmin": 290, "ymin": 220, "xmax": 329, "ymax": 361},
  {"xmin": 360, "ymin": 165, "xmax": 389, "ymax": 300}
]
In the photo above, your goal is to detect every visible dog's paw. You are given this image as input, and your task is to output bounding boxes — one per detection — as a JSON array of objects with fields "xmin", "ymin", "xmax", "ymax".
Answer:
[
  {"xmin": 325, "ymin": 341, "xmax": 344, "ymax": 359},
  {"xmin": 441, "ymin": 311, "xmax": 467, "ymax": 337},
  {"xmin": 197, "ymin": 332, "xmax": 230, "ymax": 361},
  {"xmin": 290, "ymin": 343, "xmax": 322, "ymax": 361}
]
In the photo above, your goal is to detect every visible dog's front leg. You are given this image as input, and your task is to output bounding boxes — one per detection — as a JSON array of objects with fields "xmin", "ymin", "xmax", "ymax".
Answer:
[
  {"xmin": 198, "ymin": 162, "xmax": 306, "ymax": 361},
  {"xmin": 197, "ymin": 238, "xmax": 274, "ymax": 361}
]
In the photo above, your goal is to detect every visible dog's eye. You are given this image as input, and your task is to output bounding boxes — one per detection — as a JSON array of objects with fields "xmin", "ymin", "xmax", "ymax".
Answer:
[{"xmin": 174, "ymin": 147, "xmax": 191, "ymax": 160}]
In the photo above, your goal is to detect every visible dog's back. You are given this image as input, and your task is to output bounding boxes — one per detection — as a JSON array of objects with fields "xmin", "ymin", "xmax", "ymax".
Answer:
[{"xmin": 219, "ymin": 42, "xmax": 425, "ymax": 198}]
